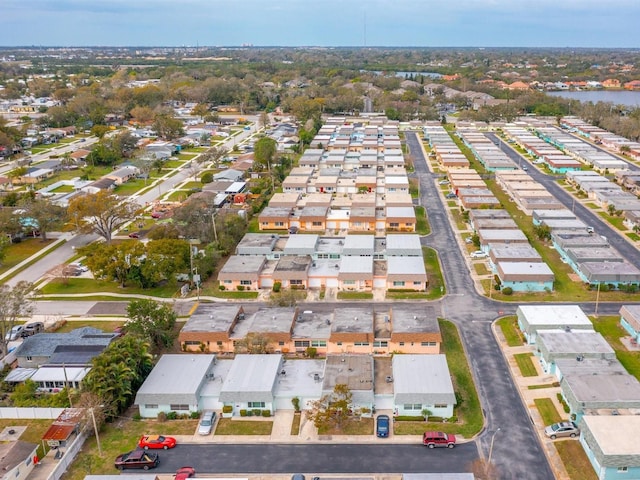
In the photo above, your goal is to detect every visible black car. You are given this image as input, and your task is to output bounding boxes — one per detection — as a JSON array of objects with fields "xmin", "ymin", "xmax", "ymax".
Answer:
[
  {"xmin": 114, "ymin": 450, "xmax": 159, "ymax": 470},
  {"xmin": 376, "ymin": 414, "xmax": 390, "ymax": 437}
]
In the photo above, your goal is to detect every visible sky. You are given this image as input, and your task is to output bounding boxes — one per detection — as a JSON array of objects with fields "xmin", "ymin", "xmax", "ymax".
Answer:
[{"xmin": 2, "ymin": 0, "xmax": 640, "ymax": 48}]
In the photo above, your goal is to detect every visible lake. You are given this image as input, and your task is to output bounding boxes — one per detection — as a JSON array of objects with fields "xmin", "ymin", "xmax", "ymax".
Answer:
[{"xmin": 547, "ymin": 90, "xmax": 640, "ymax": 107}]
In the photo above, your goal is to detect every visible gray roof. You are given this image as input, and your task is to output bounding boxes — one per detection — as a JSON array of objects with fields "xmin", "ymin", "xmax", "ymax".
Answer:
[
  {"xmin": 536, "ymin": 330, "xmax": 614, "ymax": 358},
  {"xmin": 14, "ymin": 327, "xmax": 116, "ymax": 358},
  {"xmin": 134, "ymin": 354, "xmax": 216, "ymax": 406},
  {"xmin": 390, "ymin": 306, "xmax": 440, "ymax": 334},
  {"xmin": 238, "ymin": 308, "xmax": 297, "ymax": 336},
  {"xmin": 581, "ymin": 416, "xmax": 640, "ymax": 466},
  {"xmin": 0, "ymin": 441, "xmax": 38, "ymax": 473},
  {"xmin": 342, "ymin": 234, "xmax": 375, "ymax": 255},
  {"xmin": 182, "ymin": 304, "xmax": 243, "ymax": 333},
  {"xmin": 291, "ymin": 310, "xmax": 333, "ymax": 340},
  {"xmin": 332, "ymin": 308, "xmax": 373, "ymax": 333},
  {"xmin": 393, "ymin": 355, "xmax": 456, "ymax": 405},
  {"xmin": 236, "ymin": 233, "xmax": 279, "ymax": 255},
  {"xmin": 284, "ymin": 234, "xmax": 319, "ymax": 255},
  {"xmin": 403, "ymin": 474, "xmax": 475, "ymax": 480},
  {"xmin": 219, "ymin": 255, "xmax": 266, "ymax": 274},
  {"xmin": 555, "ymin": 357, "xmax": 627, "ymax": 378},
  {"xmin": 387, "ymin": 256, "xmax": 426, "ymax": 276},
  {"xmin": 384, "ymin": 234, "xmax": 422, "ymax": 255},
  {"xmin": 322, "ymin": 355, "xmax": 374, "ymax": 394},
  {"xmin": 562, "ymin": 370, "xmax": 640, "ymax": 410},
  {"xmin": 219, "ymin": 354, "xmax": 281, "ymax": 403}
]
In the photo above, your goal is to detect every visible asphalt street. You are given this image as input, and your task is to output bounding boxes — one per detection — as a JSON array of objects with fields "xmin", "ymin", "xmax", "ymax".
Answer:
[{"xmin": 151, "ymin": 443, "xmax": 477, "ymax": 475}]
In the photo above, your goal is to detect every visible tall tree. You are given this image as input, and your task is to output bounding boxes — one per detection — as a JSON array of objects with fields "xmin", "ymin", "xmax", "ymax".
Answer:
[
  {"xmin": 152, "ymin": 114, "xmax": 184, "ymax": 140},
  {"xmin": 21, "ymin": 197, "xmax": 67, "ymax": 241},
  {"xmin": 307, "ymin": 383, "xmax": 353, "ymax": 430},
  {"xmin": 253, "ymin": 137, "xmax": 277, "ymax": 172},
  {"xmin": 0, "ymin": 282, "xmax": 34, "ymax": 357},
  {"xmin": 67, "ymin": 191, "xmax": 139, "ymax": 244},
  {"xmin": 125, "ymin": 299, "xmax": 177, "ymax": 351}
]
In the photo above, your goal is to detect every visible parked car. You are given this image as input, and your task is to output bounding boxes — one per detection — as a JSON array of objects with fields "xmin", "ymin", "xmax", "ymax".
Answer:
[
  {"xmin": 438, "ymin": 180, "xmax": 450, "ymax": 185},
  {"xmin": 544, "ymin": 421, "xmax": 580, "ymax": 439},
  {"xmin": 69, "ymin": 262, "xmax": 88, "ymax": 273},
  {"xmin": 5, "ymin": 325, "xmax": 24, "ymax": 341},
  {"xmin": 423, "ymin": 431, "xmax": 456, "ymax": 448},
  {"xmin": 445, "ymin": 193, "xmax": 457, "ymax": 199},
  {"xmin": 198, "ymin": 410, "xmax": 216, "ymax": 435},
  {"xmin": 21, "ymin": 322, "xmax": 44, "ymax": 338},
  {"xmin": 128, "ymin": 232, "xmax": 141, "ymax": 239},
  {"xmin": 138, "ymin": 435, "xmax": 177, "ymax": 450},
  {"xmin": 288, "ymin": 226, "xmax": 299, "ymax": 235},
  {"xmin": 114, "ymin": 450, "xmax": 159, "ymax": 470},
  {"xmin": 62, "ymin": 266, "xmax": 82, "ymax": 277},
  {"xmin": 175, "ymin": 467, "xmax": 196, "ymax": 480},
  {"xmin": 291, "ymin": 475, "xmax": 305, "ymax": 480},
  {"xmin": 470, "ymin": 251, "xmax": 488, "ymax": 259},
  {"xmin": 376, "ymin": 414, "xmax": 390, "ymax": 438}
]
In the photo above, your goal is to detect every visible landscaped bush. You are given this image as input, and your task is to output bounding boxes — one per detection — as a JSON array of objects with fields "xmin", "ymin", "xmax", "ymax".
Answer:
[
  {"xmin": 201, "ymin": 172, "xmax": 213, "ymax": 184},
  {"xmin": 237, "ymin": 285, "xmax": 245, "ymax": 291},
  {"xmin": 219, "ymin": 285, "xmax": 226, "ymax": 291},
  {"xmin": 222, "ymin": 405, "xmax": 233, "ymax": 413},
  {"xmin": 291, "ymin": 397, "xmax": 301, "ymax": 412},
  {"xmin": 166, "ymin": 411, "xmax": 178, "ymax": 420},
  {"xmin": 261, "ymin": 410, "xmax": 271, "ymax": 417},
  {"xmin": 394, "ymin": 415, "xmax": 423, "ymax": 421},
  {"xmin": 557, "ymin": 393, "xmax": 570, "ymax": 413},
  {"xmin": 273, "ymin": 282, "xmax": 282, "ymax": 293},
  {"xmin": 252, "ymin": 409, "xmax": 261, "ymax": 416},
  {"xmin": 502, "ymin": 287, "xmax": 513, "ymax": 295},
  {"xmin": 132, "ymin": 413, "xmax": 142, "ymax": 421},
  {"xmin": 190, "ymin": 411, "xmax": 200, "ymax": 419},
  {"xmin": 157, "ymin": 411, "xmax": 167, "ymax": 422},
  {"xmin": 239, "ymin": 409, "xmax": 247, "ymax": 417}
]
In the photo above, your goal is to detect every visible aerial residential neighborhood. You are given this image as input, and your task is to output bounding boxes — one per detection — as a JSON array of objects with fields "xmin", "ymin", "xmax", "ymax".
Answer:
[{"xmin": 3, "ymin": 10, "xmax": 640, "ymax": 480}]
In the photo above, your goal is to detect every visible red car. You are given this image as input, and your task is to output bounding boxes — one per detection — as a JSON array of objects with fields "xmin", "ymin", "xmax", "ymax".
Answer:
[
  {"xmin": 422, "ymin": 431, "xmax": 456, "ymax": 448},
  {"xmin": 128, "ymin": 232, "xmax": 140, "ymax": 239},
  {"xmin": 138, "ymin": 435, "xmax": 177, "ymax": 450},
  {"xmin": 175, "ymin": 466, "xmax": 196, "ymax": 480}
]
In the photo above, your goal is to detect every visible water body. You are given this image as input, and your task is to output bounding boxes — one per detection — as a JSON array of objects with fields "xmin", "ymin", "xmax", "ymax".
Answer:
[
  {"xmin": 547, "ymin": 90, "xmax": 640, "ymax": 107},
  {"xmin": 361, "ymin": 70, "xmax": 442, "ymax": 78}
]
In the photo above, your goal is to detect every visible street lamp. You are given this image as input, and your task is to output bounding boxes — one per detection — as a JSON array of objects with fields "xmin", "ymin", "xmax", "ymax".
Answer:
[{"xmin": 488, "ymin": 427, "xmax": 501, "ymax": 469}]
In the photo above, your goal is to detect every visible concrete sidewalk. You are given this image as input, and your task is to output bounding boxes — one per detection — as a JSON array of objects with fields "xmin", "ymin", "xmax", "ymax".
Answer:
[{"xmin": 0, "ymin": 233, "xmax": 70, "ymax": 284}]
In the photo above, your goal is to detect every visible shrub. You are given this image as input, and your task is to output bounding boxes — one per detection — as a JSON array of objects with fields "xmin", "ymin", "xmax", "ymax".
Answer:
[
  {"xmin": 291, "ymin": 397, "xmax": 301, "ymax": 412},
  {"xmin": 190, "ymin": 411, "xmax": 200, "ymax": 419},
  {"xmin": 252, "ymin": 409, "xmax": 261, "ymax": 416},
  {"xmin": 557, "ymin": 393, "xmax": 570, "ymax": 413},
  {"xmin": 219, "ymin": 285, "xmax": 226, "ymax": 291},
  {"xmin": 246, "ymin": 410, "xmax": 253, "ymax": 417},
  {"xmin": 157, "ymin": 411, "xmax": 167, "ymax": 422},
  {"xmin": 306, "ymin": 347, "xmax": 318, "ymax": 358},
  {"xmin": 166, "ymin": 411, "xmax": 178, "ymax": 420},
  {"xmin": 502, "ymin": 287, "xmax": 513, "ymax": 296},
  {"xmin": 237, "ymin": 285, "xmax": 245, "ymax": 291},
  {"xmin": 222, "ymin": 405, "xmax": 233, "ymax": 413},
  {"xmin": 240, "ymin": 409, "xmax": 247, "ymax": 417},
  {"xmin": 273, "ymin": 281, "xmax": 282, "ymax": 293},
  {"xmin": 201, "ymin": 172, "xmax": 213, "ymax": 184},
  {"xmin": 132, "ymin": 413, "xmax": 142, "ymax": 421},
  {"xmin": 262, "ymin": 410, "xmax": 271, "ymax": 417},
  {"xmin": 394, "ymin": 415, "xmax": 422, "ymax": 421}
]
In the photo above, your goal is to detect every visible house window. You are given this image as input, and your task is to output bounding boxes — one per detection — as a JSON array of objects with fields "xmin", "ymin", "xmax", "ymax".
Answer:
[
  {"xmin": 261, "ymin": 222, "xmax": 268, "ymax": 226},
  {"xmin": 224, "ymin": 280, "xmax": 232, "ymax": 284},
  {"xmin": 434, "ymin": 404, "xmax": 448, "ymax": 409},
  {"xmin": 295, "ymin": 340, "xmax": 310, "ymax": 348},
  {"xmin": 311, "ymin": 340, "xmax": 326, "ymax": 347},
  {"xmin": 248, "ymin": 402, "xmax": 265, "ymax": 409},
  {"xmin": 145, "ymin": 404, "xmax": 159, "ymax": 409},
  {"xmin": 312, "ymin": 221, "xmax": 323, "ymax": 227},
  {"xmin": 275, "ymin": 222, "xmax": 284, "ymax": 227},
  {"xmin": 278, "ymin": 341, "xmax": 285, "ymax": 346},
  {"xmin": 217, "ymin": 341, "xmax": 223, "ymax": 346},
  {"xmin": 405, "ymin": 223, "xmax": 413, "ymax": 227},
  {"xmin": 421, "ymin": 342, "xmax": 437, "ymax": 347},
  {"xmin": 393, "ymin": 281, "xmax": 405, "ymax": 287},
  {"xmin": 617, "ymin": 467, "xmax": 628, "ymax": 473},
  {"xmin": 399, "ymin": 342, "xmax": 405, "ymax": 346},
  {"xmin": 170, "ymin": 404, "xmax": 189, "ymax": 411},
  {"xmin": 184, "ymin": 341, "xmax": 200, "ymax": 346},
  {"xmin": 403, "ymin": 404, "xmax": 422, "ymax": 410},
  {"xmin": 291, "ymin": 279, "xmax": 303, "ymax": 285},
  {"xmin": 389, "ymin": 222, "xmax": 399, "ymax": 227},
  {"xmin": 413, "ymin": 281, "xmax": 422, "ymax": 286},
  {"xmin": 240, "ymin": 280, "xmax": 252, "ymax": 286},
  {"xmin": 373, "ymin": 341, "xmax": 388, "ymax": 347},
  {"xmin": 354, "ymin": 342, "xmax": 369, "ymax": 346},
  {"xmin": 26, "ymin": 356, "xmax": 33, "ymax": 361},
  {"xmin": 343, "ymin": 280, "xmax": 355, "ymax": 285},
  {"xmin": 336, "ymin": 342, "xmax": 342, "ymax": 346}
]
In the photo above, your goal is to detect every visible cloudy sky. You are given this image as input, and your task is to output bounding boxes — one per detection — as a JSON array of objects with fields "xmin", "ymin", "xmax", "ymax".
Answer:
[{"xmin": 2, "ymin": 0, "xmax": 639, "ymax": 48}]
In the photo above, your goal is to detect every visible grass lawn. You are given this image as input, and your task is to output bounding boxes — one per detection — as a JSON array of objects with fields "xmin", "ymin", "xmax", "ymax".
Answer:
[
  {"xmin": 51, "ymin": 184, "xmax": 75, "ymax": 193},
  {"xmin": 496, "ymin": 316, "xmax": 523, "ymax": 347},
  {"xmin": 591, "ymin": 315, "xmax": 640, "ymax": 380},
  {"xmin": 409, "ymin": 177, "xmax": 419, "ymax": 198},
  {"xmin": 385, "ymin": 291, "xmax": 429, "ymax": 300},
  {"xmin": 395, "ymin": 320, "xmax": 482, "ymax": 438},
  {"xmin": 63, "ymin": 419, "xmax": 198, "ymax": 480},
  {"xmin": 423, "ymin": 247, "xmax": 446, "ymax": 299},
  {"xmin": 514, "ymin": 353, "xmax": 538, "ymax": 377},
  {"xmin": 626, "ymin": 232, "xmax": 640, "ymax": 242},
  {"xmin": 167, "ymin": 191, "xmax": 190, "ymax": 202},
  {"xmin": 527, "ymin": 383, "xmax": 560, "ymax": 390},
  {"xmin": 533, "ymin": 398, "xmax": 562, "ymax": 425},
  {"xmin": 176, "ymin": 153, "xmax": 197, "ymax": 160},
  {"xmin": 163, "ymin": 160, "xmax": 185, "ymax": 169},
  {"xmin": 318, "ymin": 418, "xmax": 373, "ymax": 435},
  {"xmin": 0, "ymin": 238, "xmax": 55, "ymax": 276},
  {"xmin": 52, "ymin": 320, "xmax": 125, "ymax": 333},
  {"xmin": 114, "ymin": 179, "xmax": 151, "ymax": 196},
  {"xmin": 291, "ymin": 413, "xmax": 301, "ymax": 435},
  {"xmin": 39, "ymin": 278, "xmax": 179, "ymax": 298},
  {"xmin": 597, "ymin": 211, "xmax": 627, "ymax": 230},
  {"xmin": 337, "ymin": 291, "xmax": 373, "ymax": 300},
  {"xmin": 555, "ymin": 441, "xmax": 598, "ymax": 480},
  {"xmin": 197, "ymin": 279, "xmax": 259, "ymax": 299},
  {"xmin": 214, "ymin": 419, "xmax": 273, "ymax": 435},
  {"xmin": 473, "ymin": 263, "xmax": 489, "ymax": 276},
  {"xmin": 415, "ymin": 206, "xmax": 431, "ymax": 235}
]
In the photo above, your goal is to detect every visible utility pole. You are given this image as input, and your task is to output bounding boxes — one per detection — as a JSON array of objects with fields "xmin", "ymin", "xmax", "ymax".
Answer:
[{"xmin": 89, "ymin": 407, "xmax": 102, "ymax": 456}]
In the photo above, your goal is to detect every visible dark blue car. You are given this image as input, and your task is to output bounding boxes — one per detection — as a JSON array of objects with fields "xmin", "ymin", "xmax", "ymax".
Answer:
[{"xmin": 376, "ymin": 415, "xmax": 390, "ymax": 437}]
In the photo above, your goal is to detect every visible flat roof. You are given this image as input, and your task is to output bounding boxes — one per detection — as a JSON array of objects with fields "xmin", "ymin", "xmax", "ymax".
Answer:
[
  {"xmin": 219, "ymin": 255, "xmax": 265, "ymax": 274},
  {"xmin": 136, "ymin": 354, "xmax": 215, "ymax": 396},
  {"xmin": 292, "ymin": 310, "xmax": 333, "ymax": 339},
  {"xmin": 582, "ymin": 415, "xmax": 640, "ymax": 457},
  {"xmin": 387, "ymin": 256, "xmax": 426, "ymax": 275},
  {"xmin": 564, "ymin": 371, "xmax": 640, "ymax": 404},
  {"xmin": 275, "ymin": 255, "xmax": 312, "ymax": 273},
  {"xmin": 343, "ymin": 234, "xmax": 375, "ymax": 252},
  {"xmin": 237, "ymin": 233, "xmax": 279, "ymax": 250},
  {"xmin": 393, "ymin": 354, "xmax": 455, "ymax": 397},
  {"xmin": 339, "ymin": 255, "xmax": 373, "ymax": 274},
  {"xmin": 239, "ymin": 308, "xmax": 296, "ymax": 336},
  {"xmin": 517, "ymin": 305, "xmax": 592, "ymax": 327},
  {"xmin": 323, "ymin": 355, "xmax": 374, "ymax": 392},
  {"xmin": 220, "ymin": 354, "xmax": 281, "ymax": 400},
  {"xmin": 537, "ymin": 330, "xmax": 614, "ymax": 355},
  {"xmin": 183, "ymin": 304, "xmax": 242, "ymax": 333},
  {"xmin": 391, "ymin": 305, "xmax": 439, "ymax": 334},
  {"xmin": 332, "ymin": 308, "xmax": 373, "ymax": 333},
  {"xmin": 499, "ymin": 262, "xmax": 554, "ymax": 275},
  {"xmin": 385, "ymin": 234, "xmax": 422, "ymax": 252}
]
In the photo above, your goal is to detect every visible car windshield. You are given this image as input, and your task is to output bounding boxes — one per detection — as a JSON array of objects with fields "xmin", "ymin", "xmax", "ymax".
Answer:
[
  {"xmin": 201, "ymin": 419, "xmax": 211, "ymax": 426},
  {"xmin": 551, "ymin": 423, "xmax": 563, "ymax": 431}
]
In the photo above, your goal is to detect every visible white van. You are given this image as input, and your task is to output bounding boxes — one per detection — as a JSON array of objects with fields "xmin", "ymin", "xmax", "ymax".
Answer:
[{"xmin": 198, "ymin": 411, "xmax": 216, "ymax": 435}]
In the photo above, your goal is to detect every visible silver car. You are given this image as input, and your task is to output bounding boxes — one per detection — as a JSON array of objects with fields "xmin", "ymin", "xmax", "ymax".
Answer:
[
  {"xmin": 198, "ymin": 411, "xmax": 216, "ymax": 435},
  {"xmin": 544, "ymin": 421, "xmax": 580, "ymax": 439}
]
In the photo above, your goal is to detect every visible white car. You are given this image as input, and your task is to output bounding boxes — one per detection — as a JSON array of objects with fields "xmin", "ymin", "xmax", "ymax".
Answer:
[
  {"xmin": 5, "ymin": 325, "xmax": 24, "ymax": 341},
  {"xmin": 470, "ymin": 251, "xmax": 488, "ymax": 259},
  {"xmin": 69, "ymin": 262, "xmax": 89, "ymax": 273},
  {"xmin": 438, "ymin": 180, "xmax": 450, "ymax": 185}
]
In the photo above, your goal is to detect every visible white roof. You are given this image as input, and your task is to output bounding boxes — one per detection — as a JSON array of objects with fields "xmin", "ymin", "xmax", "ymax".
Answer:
[
  {"xmin": 387, "ymin": 256, "xmax": 426, "ymax": 275},
  {"xmin": 582, "ymin": 415, "xmax": 640, "ymax": 457},
  {"xmin": 220, "ymin": 354, "xmax": 281, "ymax": 399},
  {"xmin": 136, "ymin": 354, "xmax": 215, "ymax": 396},
  {"xmin": 31, "ymin": 367, "xmax": 90, "ymax": 382},
  {"xmin": 517, "ymin": 305, "xmax": 592, "ymax": 327}
]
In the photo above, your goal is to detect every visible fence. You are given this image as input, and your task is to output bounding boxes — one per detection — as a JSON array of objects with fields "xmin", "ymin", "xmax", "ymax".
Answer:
[
  {"xmin": 0, "ymin": 407, "xmax": 66, "ymax": 419},
  {"xmin": 46, "ymin": 431, "xmax": 88, "ymax": 480}
]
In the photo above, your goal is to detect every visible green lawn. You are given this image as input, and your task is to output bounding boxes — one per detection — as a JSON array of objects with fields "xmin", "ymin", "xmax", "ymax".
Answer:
[
  {"xmin": 163, "ymin": 160, "xmax": 185, "ymax": 169},
  {"xmin": 533, "ymin": 398, "xmax": 562, "ymax": 425},
  {"xmin": 385, "ymin": 290, "xmax": 429, "ymax": 300},
  {"xmin": 0, "ymin": 238, "xmax": 55, "ymax": 275},
  {"xmin": 591, "ymin": 315, "xmax": 640, "ymax": 380},
  {"xmin": 394, "ymin": 320, "xmax": 482, "ymax": 438},
  {"xmin": 555, "ymin": 441, "xmax": 598, "ymax": 480},
  {"xmin": 0, "ymin": 419, "xmax": 53, "ymax": 459},
  {"xmin": 51, "ymin": 184, "xmax": 75, "ymax": 192},
  {"xmin": 423, "ymin": 247, "xmax": 446, "ymax": 299},
  {"xmin": 39, "ymin": 278, "xmax": 179, "ymax": 298},
  {"xmin": 337, "ymin": 291, "xmax": 373, "ymax": 300},
  {"xmin": 415, "ymin": 205, "xmax": 431, "ymax": 235},
  {"xmin": 626, "ymin": 232, "xmax": 640, "ymax": 242},
  {"xmin": 597, "ymin": 211, "xmax": 627, "ymax": 230},
  {"xmin": 514, "ymin": 353, "xmax": 538, "ymax": 377},
  {"xmin": 473, "ymin": 263, "xmax": 489, "ymax": 276},
  {"xmin": 318, "ymin": 417, "xmax": 374, "ymax": 435},
  {"xmin": 114, "ymin": 179, "xmax": 151, "ymax": 196},
  {"xmin": 214, "ymin": 419, "xmax": 273, "ymax": 435},
  {"xmin": 52, "ymin": 320, "xmax": 125, "ymax": 333},
  {"xmin": 496, "ymin": 316, "xmax": 523, "ymax": 347},
  {"xmin": 291, "ymin": 413, "xmax": 301, "ymax": 435}
]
